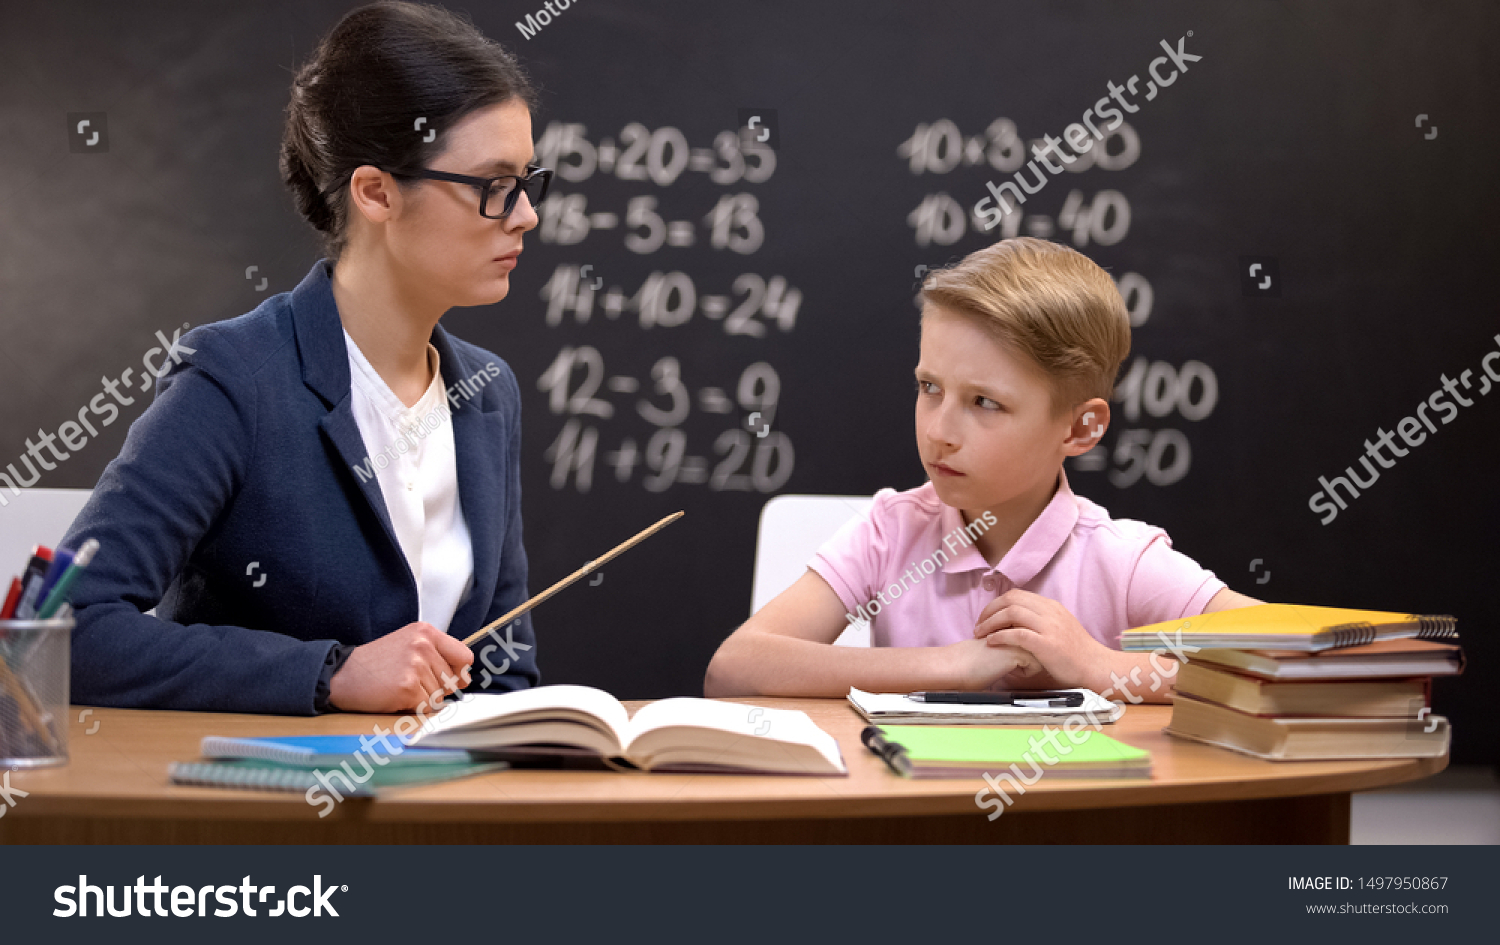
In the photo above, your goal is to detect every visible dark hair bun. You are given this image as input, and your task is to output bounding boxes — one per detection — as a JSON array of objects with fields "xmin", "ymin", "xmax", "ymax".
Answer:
[{"xmin": 279, "ymin": 1, "xmax": 538, "ymax": 259}]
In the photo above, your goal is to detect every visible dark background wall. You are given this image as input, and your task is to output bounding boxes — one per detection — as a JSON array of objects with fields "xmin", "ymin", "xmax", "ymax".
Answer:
[{"xmin": 1, "ymin": 1, "xmax": 1496, "ymax": 762}]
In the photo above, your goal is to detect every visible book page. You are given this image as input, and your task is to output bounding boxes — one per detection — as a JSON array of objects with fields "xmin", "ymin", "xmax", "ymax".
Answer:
[
  {"xmin": 624, "ymin": 698, "xmax": 844, "ymax": 772},
  {"xmin": 412, "ymin": 685, "xmax": 632, "ymax": 753}
]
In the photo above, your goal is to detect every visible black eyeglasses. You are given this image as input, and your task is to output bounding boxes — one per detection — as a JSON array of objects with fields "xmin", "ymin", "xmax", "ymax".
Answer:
[{"xmin": 321, "ymin": 165, "xmax": 554, "ymax": 219}]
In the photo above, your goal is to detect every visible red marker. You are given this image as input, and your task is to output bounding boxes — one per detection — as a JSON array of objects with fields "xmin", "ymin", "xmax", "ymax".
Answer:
[
  {"xmin": 0, "ymin": 577, "xmax": 22, "ymax": 619},
  {"xmin": 12, "ymin": 546, "xmax": 54, "ymax": 619}
]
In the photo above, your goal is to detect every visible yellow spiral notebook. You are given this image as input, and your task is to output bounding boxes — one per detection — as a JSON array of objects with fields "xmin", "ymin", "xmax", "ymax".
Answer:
[{"xmin": 1120, "ymin": 603, "xmax": 1457, "ymax": 653}]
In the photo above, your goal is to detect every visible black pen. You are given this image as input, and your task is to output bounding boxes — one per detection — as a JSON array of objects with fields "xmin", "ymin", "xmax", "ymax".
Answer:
[
  {"xmin": 860, "ymin": 726, "xmax": 913, "ymax": 777},
  {"xmin": 906, "ymin": 690, "xmax": 1086, "ymax": 707}
]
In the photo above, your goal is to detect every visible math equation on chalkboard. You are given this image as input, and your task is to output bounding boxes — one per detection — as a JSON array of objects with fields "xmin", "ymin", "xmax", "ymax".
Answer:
[
  {"xmin": 537, "ymin": 348, "xmax": 792, "ymax": 494},
  {"xmin": 896, "ymin": 115, "xmax": 1219, "ymax": 489},
  {"xmin": 534, "ymin": 122, "xmax": 774, "ymax": 254},
  {"xmin": 530, "ymin": 121, "xmax": 794, "ymax": 495}
]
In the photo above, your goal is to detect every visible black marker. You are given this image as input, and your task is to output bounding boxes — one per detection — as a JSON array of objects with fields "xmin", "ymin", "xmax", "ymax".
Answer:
[
  {"xmin": 906, "ymin": 690, "xmax": 1085, "ymax": 707},
  {"xmin": 860, "ymin": 726, "xmax": 912, "ymax": 777}
]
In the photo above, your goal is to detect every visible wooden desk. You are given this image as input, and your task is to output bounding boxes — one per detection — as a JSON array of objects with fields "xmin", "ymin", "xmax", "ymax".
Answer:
[{"xmin": 0, "ymin": 699, "xmax": 1444, "ymax": 844}]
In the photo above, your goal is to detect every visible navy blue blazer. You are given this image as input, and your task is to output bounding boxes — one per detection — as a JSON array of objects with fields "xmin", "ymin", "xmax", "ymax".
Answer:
[{"xmin": 63, "ymin": 259, "xmax": 539, "ymax": 715}]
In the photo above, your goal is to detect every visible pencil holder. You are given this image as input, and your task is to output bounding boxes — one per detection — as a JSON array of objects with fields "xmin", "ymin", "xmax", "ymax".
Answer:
[{"xmin": 0, "ymin": 617, "xmax": 71, "ymax": 768}]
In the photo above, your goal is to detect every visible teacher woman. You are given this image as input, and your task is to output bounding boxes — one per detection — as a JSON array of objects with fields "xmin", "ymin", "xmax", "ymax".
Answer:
[{"xmin": 62, "ymin": 1, "xmax": 549, "ymax": 715}]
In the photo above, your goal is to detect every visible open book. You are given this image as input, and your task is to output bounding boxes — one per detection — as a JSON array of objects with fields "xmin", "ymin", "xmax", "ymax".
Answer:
[{"xmin": 410, "ymin": 685, "xmax": 847, "ymax": 775}]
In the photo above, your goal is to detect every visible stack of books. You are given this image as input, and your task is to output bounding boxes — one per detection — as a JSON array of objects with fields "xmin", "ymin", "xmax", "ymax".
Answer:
[{"xmin": 1122, "ymin": 604, "xmax": 1462, "ymax": 761}]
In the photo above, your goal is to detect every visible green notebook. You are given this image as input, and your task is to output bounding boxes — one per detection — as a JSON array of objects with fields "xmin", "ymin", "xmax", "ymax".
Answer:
[{"xmin": 876, "ymin": 725, "xmax": 1151, "ymax": 779}]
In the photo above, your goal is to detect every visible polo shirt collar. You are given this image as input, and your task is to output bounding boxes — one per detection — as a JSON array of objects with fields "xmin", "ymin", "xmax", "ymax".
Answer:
[{"xmin": 937, "ymin": 469, "xmax": 1080, "ymax": 583}]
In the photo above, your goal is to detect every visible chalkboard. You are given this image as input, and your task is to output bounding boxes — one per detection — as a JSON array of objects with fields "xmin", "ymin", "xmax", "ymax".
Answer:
[{"xmin": 0, "ymin": 1, "xmax": 1494, "ymax": 763}]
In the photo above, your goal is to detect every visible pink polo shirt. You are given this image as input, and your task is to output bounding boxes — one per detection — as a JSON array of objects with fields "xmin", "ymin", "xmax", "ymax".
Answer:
[{"xmin": 809, "ymin": 469, "xmax": 1225, "ymax": 649}]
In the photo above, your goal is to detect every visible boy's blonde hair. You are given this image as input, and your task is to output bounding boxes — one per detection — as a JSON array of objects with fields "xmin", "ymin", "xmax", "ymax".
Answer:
[{"xmin": 921, "ymin": 237, "xmax": 1131, "ymax": 417}]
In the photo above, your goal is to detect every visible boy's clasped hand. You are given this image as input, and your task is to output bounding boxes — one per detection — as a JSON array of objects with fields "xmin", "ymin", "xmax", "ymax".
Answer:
[{"xmin": 972, "ymin": 588, "xmax": 1113, "ymax": 693}]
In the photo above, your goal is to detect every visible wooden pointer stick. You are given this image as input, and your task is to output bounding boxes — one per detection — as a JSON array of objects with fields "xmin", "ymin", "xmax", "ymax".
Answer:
[{"xmin": 461, "ymin": 511, "xmax": 685, "ymax": 647}]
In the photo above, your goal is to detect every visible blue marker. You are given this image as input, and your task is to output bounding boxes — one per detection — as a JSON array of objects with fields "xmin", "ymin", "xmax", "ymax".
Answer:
[{"xmin": 26, "ymin": 546, "xmax": 75, "ymax": 617}]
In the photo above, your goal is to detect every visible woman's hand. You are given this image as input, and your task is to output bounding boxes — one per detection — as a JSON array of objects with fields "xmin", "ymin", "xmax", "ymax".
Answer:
[
  {"xmin": 943, "ymin": 637, "xmax": 1043, "ymax": 691},
  {"xmin": 972, "ymin": 589, "xmax": 1112, "ymax": 692},
  {"xmin": 329, "ymin": 621, "xmax": 473, "ymax": 713}
]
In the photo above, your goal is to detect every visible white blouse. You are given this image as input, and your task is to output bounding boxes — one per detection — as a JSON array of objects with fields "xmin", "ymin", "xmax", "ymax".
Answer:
[{"xmin": 343, "ymin": 329, "xmax": 474, "ymax": 632}]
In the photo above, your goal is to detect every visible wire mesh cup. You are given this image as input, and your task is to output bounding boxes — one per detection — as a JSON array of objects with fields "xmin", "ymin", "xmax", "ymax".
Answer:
[{"xmin": 0, "ymin": 616, "xmax": 72, "ymax": 768}]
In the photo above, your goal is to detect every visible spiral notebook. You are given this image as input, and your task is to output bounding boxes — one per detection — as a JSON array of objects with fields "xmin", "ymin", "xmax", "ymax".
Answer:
[
  {"xmin": 200, "ymin": 734, "xmax": 472, "ymax": 767},
  {"xmin": 1120, "ymin": 604, "xmax": 1458, "ymax": 652},
  {"xmin": 168, "ymin": 758, "xmax": 507, "ymax": 796},
  {"xmin": 171, "ymin": 733, "xmax": 504, "ymax": 796}
]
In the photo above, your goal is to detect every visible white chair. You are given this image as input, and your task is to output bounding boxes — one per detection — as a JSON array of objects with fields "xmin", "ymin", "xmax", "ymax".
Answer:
[
  {"xmin": 750, "ymin": 494, "xmax": 874, "ymax": 646},
  {"xmin": 0, "ymin": 488, "xmax": 94, "ymax": 577}
]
